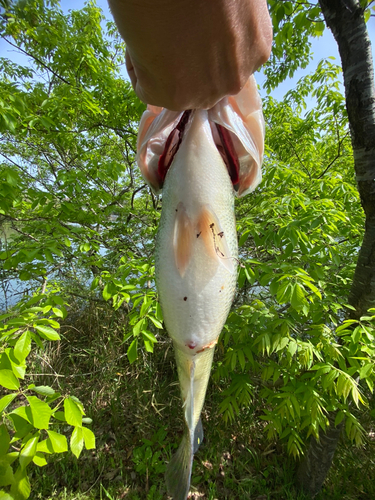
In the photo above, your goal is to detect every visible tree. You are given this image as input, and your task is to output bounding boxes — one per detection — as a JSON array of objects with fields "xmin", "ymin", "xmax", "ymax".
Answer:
[
  {"xmin": 262, "ymin": 1, "xmax": 375, "ymax": 496},
  {"xmin": 296, "ymin": 0, "xmax": 375, "ymax": 495},
  {"xmin": 0, "ymin": 2, "xmax": 157, "ymax": 498}
]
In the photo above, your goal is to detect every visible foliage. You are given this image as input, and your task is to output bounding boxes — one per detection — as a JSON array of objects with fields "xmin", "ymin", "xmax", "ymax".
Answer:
[
  {"xmin": 0, "ymin": 0, "xmax": 148, "ymax": 498},
  {"xmin": 0, "ymin": 292, "xmax": 95, "ymax": 500},
  {"xmin": 132, "ymin": 427, "xmax": 167, "ymax": 477},
  {"xmin": 214, "ymin": 60, "xmax": 375, "ymax": 457},
  {"xmin": 265, "ymin": 0, "xmax": 375, "ymax": 92},
  {"xmin": 264, "ymin": 0, "xmax": 325, "ymax": 91}
]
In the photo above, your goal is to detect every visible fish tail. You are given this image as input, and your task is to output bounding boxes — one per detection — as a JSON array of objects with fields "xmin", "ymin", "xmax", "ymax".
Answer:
[
  {"xmin": 166, "ymin": 346, "xmax": 215, "ymax": 499},
  {"xmin": 166, "ymin": 355, "xmax": 196, "ymax": 499},
  {"xmin": 165, "ymin": 430, "xmax": 193, "ymax": 500},
  {"xmin": 165, "ymin": 418, "xmax": 203, "ymax": 499}
]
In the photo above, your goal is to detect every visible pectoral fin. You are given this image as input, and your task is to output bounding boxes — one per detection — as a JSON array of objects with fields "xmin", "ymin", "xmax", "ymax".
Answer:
[
  {"xmin": 173, "ymin": 202, "xmax": 194, "ymax": 278},
  {"xmin": 197, "ymin": 205, "xmax": 234, "ymax": 274}
]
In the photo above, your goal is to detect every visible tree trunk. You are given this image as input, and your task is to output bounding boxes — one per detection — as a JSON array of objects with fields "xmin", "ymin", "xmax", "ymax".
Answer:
[
  {"xmin": 297, "ymin": 0, "xmax": 375, "ymax": 496},
  {"xmin": 325, "ymin": 0, "xmax": 375, "ymax": 319},
  {"xmin": 296, "ymin": 413, "xmax": 344, "ymax": 498}
]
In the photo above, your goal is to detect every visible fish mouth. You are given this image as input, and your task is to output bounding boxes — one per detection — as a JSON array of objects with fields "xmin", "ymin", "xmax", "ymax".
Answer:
[{"xmin": 157, "ymin": 110, "xmax": 240, "ymax": 190}]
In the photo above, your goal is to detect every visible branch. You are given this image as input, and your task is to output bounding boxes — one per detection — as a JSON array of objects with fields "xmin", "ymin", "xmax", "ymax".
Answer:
[{"xmin": 1, "ymin": 36, "xmax": 71, "ymax": 85}]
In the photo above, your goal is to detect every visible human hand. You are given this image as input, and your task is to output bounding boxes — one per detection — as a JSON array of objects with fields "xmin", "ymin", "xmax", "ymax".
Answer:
[{"xmin": 108, "ymin": 0, "xmax": 272, "ymax": 111}]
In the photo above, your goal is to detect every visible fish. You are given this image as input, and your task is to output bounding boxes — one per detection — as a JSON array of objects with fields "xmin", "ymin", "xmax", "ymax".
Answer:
[{"xmin": 137, "ymin": 75, "xmax": 265, "ymax": 499}]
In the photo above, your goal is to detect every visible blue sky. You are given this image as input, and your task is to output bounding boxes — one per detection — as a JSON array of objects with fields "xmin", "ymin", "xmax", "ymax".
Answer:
[{"xmin": 1, "ymin": 0, "xmax": 375, "ymax": 102}]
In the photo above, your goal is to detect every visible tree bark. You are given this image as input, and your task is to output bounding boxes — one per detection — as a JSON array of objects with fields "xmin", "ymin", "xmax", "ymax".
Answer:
[
  {"xmin": 296, "ymin": 413, "xmax": 344, "ymax": 498},
  {"xmin": 320, "ymin": 0, "xmax": 375, "ymax": 319},
  {"xmin": 297, "ymin": 1, "xmax": 375, "ymax": 497}
]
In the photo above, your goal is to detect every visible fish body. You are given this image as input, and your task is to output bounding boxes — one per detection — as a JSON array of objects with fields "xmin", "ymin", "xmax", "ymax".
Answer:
[
  {"xmin": 136, "ymin": 76, "xmax": 264, "ymax": 500},
  {"xmin": 155, "ymin": 110, "xmax": 238, "ymax": 498}
]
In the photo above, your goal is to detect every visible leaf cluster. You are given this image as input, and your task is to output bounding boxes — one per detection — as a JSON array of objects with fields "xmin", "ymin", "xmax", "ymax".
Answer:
[
  {"xmin": 0, "ymin": 292, "xmax": 94, "ymax": 500},
  {"xmin": 215, "ymin": 61, "xmax": 375, "ymax": 458}
]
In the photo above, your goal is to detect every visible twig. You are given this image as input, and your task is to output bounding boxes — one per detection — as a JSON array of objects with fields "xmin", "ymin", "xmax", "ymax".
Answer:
[{"xmin": 2, "ymin": 36, "xmax": 71, "ymax": 85}]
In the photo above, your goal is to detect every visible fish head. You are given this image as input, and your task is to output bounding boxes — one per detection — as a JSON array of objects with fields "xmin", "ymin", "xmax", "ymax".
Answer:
[{"xmin": 137, "ymin": 75, "xmax": 265, "ymax": 196}]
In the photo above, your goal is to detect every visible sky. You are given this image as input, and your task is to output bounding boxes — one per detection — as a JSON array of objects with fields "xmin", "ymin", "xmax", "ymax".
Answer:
[{"xmin": 1, "ymin": 0, "xmax": 375, "ymax": 102}]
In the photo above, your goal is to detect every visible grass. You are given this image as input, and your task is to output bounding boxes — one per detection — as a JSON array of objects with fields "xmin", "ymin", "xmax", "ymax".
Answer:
[{"xmin": 23, "ymin": 297, "xmax": 375, "ymax": 500}]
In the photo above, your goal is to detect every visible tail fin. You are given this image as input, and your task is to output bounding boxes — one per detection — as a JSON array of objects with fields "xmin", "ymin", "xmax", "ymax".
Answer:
[
  {"xmin": 165, "ymin": 432, "xmax": 193, "ymax": 500},
  {"xmin": 166, "ymin": 355, "xmax": 196, "ymax": 499},
  {"xmin": 165, "ymin": 418, "xmax": 204, "ymax": 500},
  {"xmin": 165, "ymin": 419, "xmax": 203, "ymax": 500},
  {"xmin": 166, "ymin": 347, "xmax": 215, "ymax": 499}
]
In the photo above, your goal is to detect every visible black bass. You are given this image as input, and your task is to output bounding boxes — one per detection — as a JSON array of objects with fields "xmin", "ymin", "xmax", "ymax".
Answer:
[{"xmin": 137, "ymin": 76, "xmax": 264, "ymax": 499}]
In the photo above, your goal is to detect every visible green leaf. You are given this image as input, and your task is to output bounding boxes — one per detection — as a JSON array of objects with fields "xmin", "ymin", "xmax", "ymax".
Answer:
[
  {"xmin": 359, "ymin": 363, "xmax": 373, "ymax": 379},
  {"xmin": 102, "ymin": 284, "xmax": 112, "ymax": 301},
  {"xmin": 9, "ymin": 413, "xmax": 32, "ymax": 439},
  {"xmin": 0, "ymin": 370, "xmax": 20, "ymax": 391},
  {"xmin": 0, "ymin": 393, "xmax": 17, "ymax": 414},
  {"xmin": 147, "ymin": 316, "xmax": 163, "ymax": 329},
  {"xmin": 143, "ymin": 340, "xmax": 154, "ymax": 353},
  {"xmin": 288, "ymin": 341, "xmax": 297, "ymax": 357},
  {"xmin": 0, "ymin": 464, "xmax": 14, "ymax": 487},
  {"xmin": 127, "ymin": 338, "xmax": 138, "ymax": 364},
  {"xmin": 19, "ymin": 434, "xmax": 39, "ymax": 469},
  {"xmin": 82, "ymin": 427, "xmax": 95, "ymax": 450},
  {"xmin": 51, "ymin": 296, "xmax": 65, "ymax": 306},
  {"xmin": 155, "ymin": 303, "xmax": 163, "ymax": 322},
  {"xmin": 291, "ymin": 284, "xmax": 306, "ymax": 310},
  {"xmin": 11, "ymin": 466, "xmax": 31, "ymax": 500},
  {"xmin": 47, "ymin": 431, "xmax": 68, "ymax": 453},
  {"xmin": 64, "ymin": 397, "xmax": 82, "ymax": 427},
  {"xmin": 238, "ymin": 349, "xmax": 246, "ymax": 371},
  {"xmin": 32, "ymin": 452, "xmax": 48, "ymax": 467},
  {"xmin": 34, "ymin": 325, "xmax": 60, "ymax": 341},
  {"xmin": 335, "ymin": 410, "xmax": 345, "ymax": 427},
  {"xmin": 70, "ymin": 427, "xmax": 84, "ymax": 458},
  {"xmin": 37, "ymin": 440, "xmax": 53, "ymax": 454},
  {"xmin": 239, "ymin": 230, "xmax": 250, "ymax": 246},
  {"xmin": 277, "ymin": 282, "xmax": 293, "ymax": 304},
  {"xmin": 140, "ymin": 299, "xmax": 152, "ymax": 317},
  {"xmin": 53, "ymin": 411, "xmax": 66, "ymax": 422},
  {"xmin": 133, "ymin": 318, "xmax": 145, "ymax": 336},
  {"xmin": 351, "ymin": 326, "xmax": 362, "ymax": 344},
  {"xmin": 26, "ymin": 396, "xmax": 52, "ymax": 430},
  {"xmin": 0, "ymin": 490, "xmax": 14, "ymax": 500},
  {"xmin": 142, "ymin": 330, "xmax": 157, "ymax": 343},
  {"xmin": 0, "ymin": 425, "xmax": 10, "ymax": 456},
  {"xmin": 52, "ymin": 307, "xmax": 64, "ymax": 318},
  {"xmin": 28, "ymin": 385, "xmax": 55, "ymax": 396},
  {"xmin": 14, "ymin": 332, "xmax": 31, "ymax": 363},
  {"xmin": 322, "ymin": 369, "xmax": 338, "ymax": 389}
]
